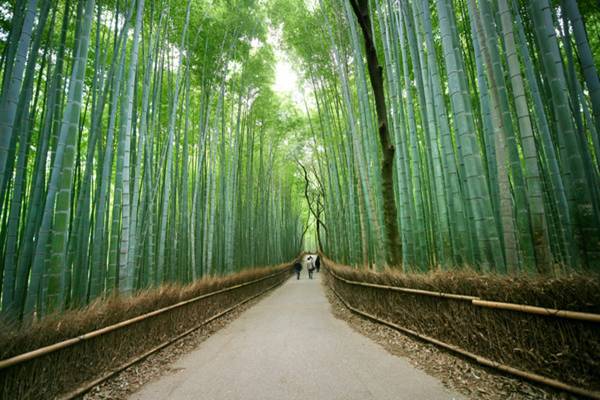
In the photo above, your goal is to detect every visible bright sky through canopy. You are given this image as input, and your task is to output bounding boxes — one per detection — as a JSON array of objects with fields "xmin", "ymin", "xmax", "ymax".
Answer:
[
  {"xmin": 273, "ymin": 54, "xmax": 298, "ymax": 96},
  {"xmin": 268, "ymin": 26, "xmax": 309, "ymax": 107}
]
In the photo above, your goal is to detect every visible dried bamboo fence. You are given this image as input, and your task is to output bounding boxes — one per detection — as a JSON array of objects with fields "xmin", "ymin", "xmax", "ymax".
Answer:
[{"xmin": 324, "ymin": 257, "xmax": 600, "ymax": 399}]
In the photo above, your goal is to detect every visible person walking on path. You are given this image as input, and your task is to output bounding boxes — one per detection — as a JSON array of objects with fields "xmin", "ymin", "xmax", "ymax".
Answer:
[
  {"xmin": 315, "ymin": 255, "xmax": 321, "ymax": 273},
  {"xmin": 307, "ymin": 256, "xmax": 316, "ymax": 279},
  {"xmin": 294, "ymin": 261, "xmax": 303, "ymax": 280}
]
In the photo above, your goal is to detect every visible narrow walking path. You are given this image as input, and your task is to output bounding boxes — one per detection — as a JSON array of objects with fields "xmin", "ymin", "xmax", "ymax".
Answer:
[{"xmin": 130, "ymin": 274, "xmax": 464, "ymax": 400}]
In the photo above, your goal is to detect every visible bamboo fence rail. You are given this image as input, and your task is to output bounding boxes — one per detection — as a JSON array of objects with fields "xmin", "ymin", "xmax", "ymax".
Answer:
[{"xmin": 327, "ymin": 268, "xmax": 600, "ymax": 323}]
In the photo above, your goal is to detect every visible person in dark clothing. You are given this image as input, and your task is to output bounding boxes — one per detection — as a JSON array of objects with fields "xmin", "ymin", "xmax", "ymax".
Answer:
[
  {"xmin": 307, "ymin": 256, "xmax": 315, "ymax": 279},
  {"xmin": 315, "ymin": 255, "xmax": 321, "ymax": 273},
  {"xmin": 294, "ymin": 261, "xmax": 302, "ymax": 280}
]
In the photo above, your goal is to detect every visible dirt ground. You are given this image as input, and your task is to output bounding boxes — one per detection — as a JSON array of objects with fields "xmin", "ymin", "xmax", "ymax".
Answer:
[{"xmin": 323, "ymin": 285, "xmax": 579, "ymax": 400}]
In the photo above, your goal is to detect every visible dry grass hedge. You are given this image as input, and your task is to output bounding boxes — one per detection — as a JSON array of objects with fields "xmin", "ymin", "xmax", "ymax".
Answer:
[
  {"xmin": 0, "ymin": 264, "xmax": 291, "ymax": 400},
  {"xmin": 323, "ymin": 258, "xmax": 600, "ymax": 393}
]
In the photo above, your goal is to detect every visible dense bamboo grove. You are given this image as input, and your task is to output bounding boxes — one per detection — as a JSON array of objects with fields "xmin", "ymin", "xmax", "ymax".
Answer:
[
  {"xmin": 274, "ymin": 0, "xmax": 600, "ymax": 273},
  {"xmin": 0, "ymin": 0, "xmax": 304, "ymax": 320},
  {"xmin": 2, "ymin": 0, "xmax": 600, "ymax": 320}
]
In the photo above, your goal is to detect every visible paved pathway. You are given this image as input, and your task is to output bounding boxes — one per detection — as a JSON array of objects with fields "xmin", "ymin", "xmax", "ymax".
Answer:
[{"xmin": 130, "ymin": 273, "xmax": 464, "ymax": 400}]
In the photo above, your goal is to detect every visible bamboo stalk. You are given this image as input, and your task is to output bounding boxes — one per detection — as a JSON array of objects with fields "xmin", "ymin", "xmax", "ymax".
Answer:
[{"xmin": 0, "ymin": 268, "xmax": 290, "ymax": 370}]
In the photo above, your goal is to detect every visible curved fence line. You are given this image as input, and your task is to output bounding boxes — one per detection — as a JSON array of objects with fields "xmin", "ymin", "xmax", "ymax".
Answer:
[
  {"xmin": 327, "ymin": 268, "xmax": 600, "ymax": 323},
  {"xmin": 324, "ymin": 257, "xmax": 600, "ymax": 399},
  {"xmin": 0, "ymin": 268, "xmax": 289, "ymax": 370},
  {"xmin": 327, "ymin": 269, "xmax": 479, "ymax": 301},
  {"xmin": 0, "ymin": 266, "xmax": 292, "ymax": 400}
]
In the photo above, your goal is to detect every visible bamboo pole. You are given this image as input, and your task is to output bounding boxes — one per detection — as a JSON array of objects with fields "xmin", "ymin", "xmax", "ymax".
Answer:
[
  {"xmin": 472, "ymin": 299, "xmax": 600, "ymax": 323},
  {"xmin": 0, "ymin": 268, "xmax": 290, "ymax": 369}
]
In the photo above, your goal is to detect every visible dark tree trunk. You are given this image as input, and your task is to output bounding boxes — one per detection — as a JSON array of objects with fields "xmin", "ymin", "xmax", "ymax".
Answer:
[
  {"xmin": 316, "ymin": 203, "xmax": 324, "ymax": 252},
  {"xmin": 298, "ymin": 160, "xmax": 327, "ymax": 252},
  {"xmin": 349, "ymin": 0, "xmax": 402, "ymax": 267}
]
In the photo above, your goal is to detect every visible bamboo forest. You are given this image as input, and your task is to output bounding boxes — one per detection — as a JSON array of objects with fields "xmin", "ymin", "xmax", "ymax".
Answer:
[
  {"xmin": 1, "ymin": 0, "xmax": 600, "ymax": 398},
  {"xmin": 1, "ymin": 0, "xmax": 600, "ymax": 319}
]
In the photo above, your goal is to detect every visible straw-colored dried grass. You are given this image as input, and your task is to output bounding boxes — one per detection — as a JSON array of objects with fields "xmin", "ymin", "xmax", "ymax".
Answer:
[
  {"xmin": 323, "ymin": 258, "xmax": 600, "ymax": 392},
  {"xmin": 0, "ymin": 264, "xmax": 291, "ymax": 400}
]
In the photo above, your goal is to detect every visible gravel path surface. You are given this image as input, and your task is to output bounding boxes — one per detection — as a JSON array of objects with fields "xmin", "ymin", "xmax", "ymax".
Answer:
[{"xmin": 129, "ymin": 273, "xmax": 464, "ymax": 400}]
